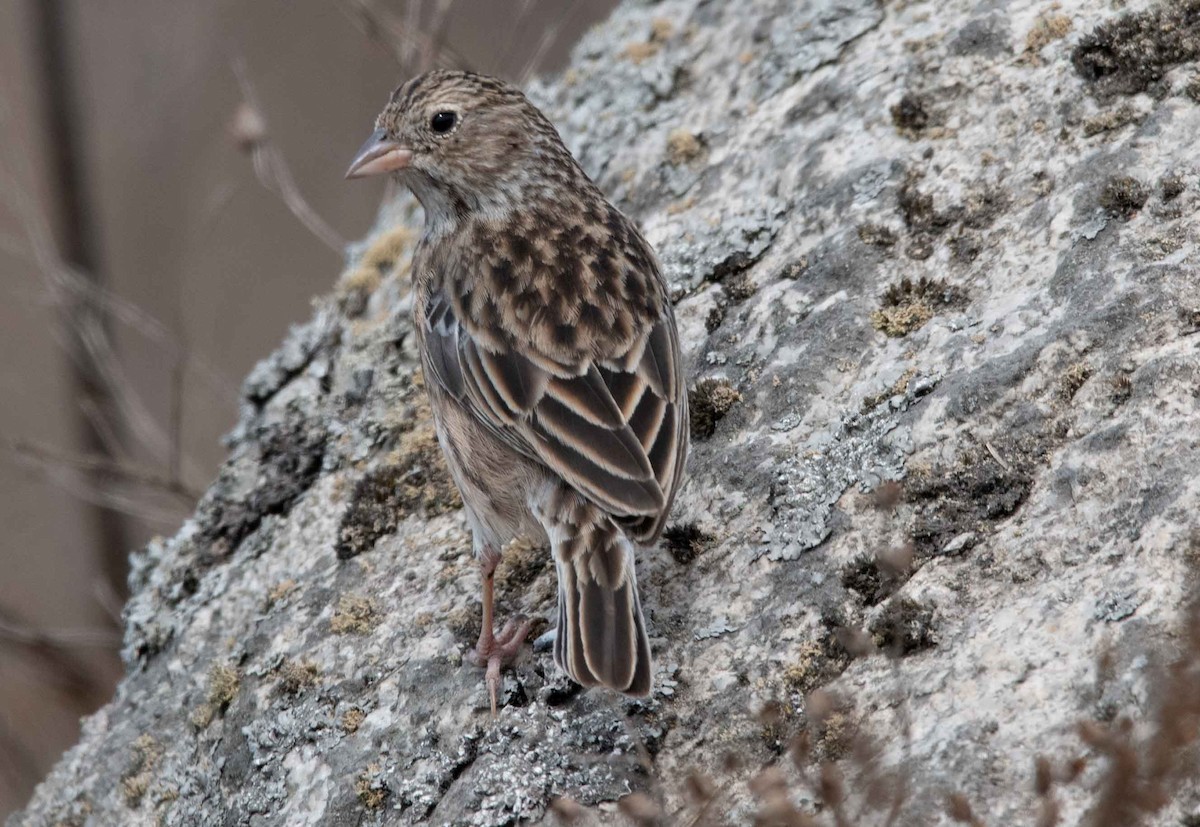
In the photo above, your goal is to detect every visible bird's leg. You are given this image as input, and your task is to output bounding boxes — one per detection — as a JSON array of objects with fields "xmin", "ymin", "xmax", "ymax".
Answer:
[{"xmin": 469, "ymin": 545, "xmax": 533, "ymax": 715}]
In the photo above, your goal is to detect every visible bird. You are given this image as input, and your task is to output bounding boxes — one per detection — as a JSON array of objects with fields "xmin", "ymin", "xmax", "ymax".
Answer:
[{"xmin": 346, "ymin": 70, "xmax": 688, "ymax": 713}]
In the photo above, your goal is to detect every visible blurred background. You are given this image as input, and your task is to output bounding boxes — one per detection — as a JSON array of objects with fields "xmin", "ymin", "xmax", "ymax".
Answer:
[{"xmin": 0, "ymin": 0, "xmax": 615, "ymax": 815}]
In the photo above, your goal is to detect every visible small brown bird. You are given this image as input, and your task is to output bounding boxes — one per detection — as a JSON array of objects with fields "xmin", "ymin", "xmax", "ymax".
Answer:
[{"xmin": 347, "ymin": 71, "xmax": 687, "ymax": 711}]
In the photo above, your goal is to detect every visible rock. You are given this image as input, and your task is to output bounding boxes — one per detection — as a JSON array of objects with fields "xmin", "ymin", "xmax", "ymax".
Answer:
[
  {"xmin": 14, "ymin": 0, "xmax": 1200, "ymax": 824},
  {"xmin": 941, "ymin": 531, "xmax": 978, "ymax": 556}
]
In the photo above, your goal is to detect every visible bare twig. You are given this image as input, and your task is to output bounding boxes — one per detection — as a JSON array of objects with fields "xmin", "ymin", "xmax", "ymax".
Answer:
[
  {"xmin": 519, "ymin": 0, "xmax": 584, "ymax": 84},
  {"xmin": 92, "ymin": 579, "xmax": 125, "ymax": 627},
  {"xmin": 0, "ymin": 613, "xmax": 121, "ymax": 650},
  {"xmin": 335, "ymin": 0, "xmax": 473, "ymax": 73},
  {"xmin": 231, "ymin": 59, "xmax": 346, "ymax": 253},
  {"xmin": 168, "ymin": 358, "xmax": 185, "ymax": 487},
  {"xmin": 0, "ymin": 97, "xmax": 225, "ymax": 492},
  {"xmin": 11, "ymin": 438, "xmax": 202, "ymax": 508},
  {"xmin": 496, "ymin": 0, "xmax": 537, "ymax": 75},
  {"xmin": 403, "ymin": 0, "xmax": 424, "ymax": 68},
  {"xmin": 0, "ymin": 605, "xmax": 112, "ymax": 706},
  {"xmin": 423, "ymin": 0, "xmax": 458, "ymax": 72}
]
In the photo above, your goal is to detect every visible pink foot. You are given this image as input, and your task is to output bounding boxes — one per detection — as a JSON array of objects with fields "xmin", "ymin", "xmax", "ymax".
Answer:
[
  {"xmin": 466, "ymin": 545, "xmax": 534, "ymax": 715},
  {"xmin": 468, "ymin": 617, "xmax": 534, "ymax": 715}
]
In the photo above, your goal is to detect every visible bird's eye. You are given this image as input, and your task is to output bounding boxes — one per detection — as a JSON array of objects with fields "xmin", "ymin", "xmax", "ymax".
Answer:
[{"xmin": 430, "ymin": 111, "xmax": 457, "ymax": 134}]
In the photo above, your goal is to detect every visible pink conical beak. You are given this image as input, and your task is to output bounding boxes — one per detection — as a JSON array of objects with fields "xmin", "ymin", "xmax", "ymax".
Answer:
[{"xmin": 345, "ymin": 128, "xmax": 413, "ymax": 179}]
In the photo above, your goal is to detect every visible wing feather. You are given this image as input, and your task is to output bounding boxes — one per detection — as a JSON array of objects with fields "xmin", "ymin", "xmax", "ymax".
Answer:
[{"xmin": 419, "ymin": 256, "xmax": 687, "ymax": 542}]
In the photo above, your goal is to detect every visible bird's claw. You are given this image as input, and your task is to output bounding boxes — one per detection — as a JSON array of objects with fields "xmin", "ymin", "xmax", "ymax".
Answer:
[{"xmin": 470, "ymin": 616, "xmax": 533, "ymax": 716}]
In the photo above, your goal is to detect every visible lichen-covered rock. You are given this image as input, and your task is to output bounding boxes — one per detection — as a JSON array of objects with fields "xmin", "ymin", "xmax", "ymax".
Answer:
[{"xmin": 14, "ymin": 0, "xmax": 1200, "ymax": 824}]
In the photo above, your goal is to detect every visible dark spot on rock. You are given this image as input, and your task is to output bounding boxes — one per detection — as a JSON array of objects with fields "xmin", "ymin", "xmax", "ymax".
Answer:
[
  {"xmin": 1099, "ymin": 175, "xmax": 1150, "ymax": 218},
  {"xmin": 1110, "ymin": 373, "xmax": 1134, "ymax": 405},
  {"xmin": 897, "ymin": 171, "xmax": 958, "ymax": 259},
  {"xmin": 857, "ymin": 223, "xmax": 898, "ymax": 248},
  {"xmin": 196, "ymin": 407, "xmax": 328, "ymax": 556},
  {"xmin": 906, "ymin": 440, "xmax": 1041, "ymax": 556},
  {"xmin": 542, "ymin": 678, "xmax": 583, "ymax": 708},
  {"xmin": 180, "ymin": 569, "xmax": 199, "ymax": 597},
  {"xmin": 841, "ymin": 553, "xmax": 908, "ymax": 606},
  {"xmin": 779, "ymin": 258, "xmax": 809, "ymax": 280},
  {"xmin": 870, "ymin": 598, "xmax": 936, "ymax": 656},
  {"xmin": 1072, "ymin": 1, "xmax": 1200, "ymax": 98},
  {"xmin": 710, "ymin": 249, "xmax": 763, "ymax": 283},
  {"xmin": 873, "ymin": 481, "xmax": 904, "ymax": 510},
  {"xmin": 890, "ymin": 92, "xmax": 931, "ymax": 132},
  {"xmin": 344, "ymin": 368, "xmax": 374, "ymax": 407},
  {"xmin": 689, "ymin": 378, "xmax": 742, "ymax": 439},
  {"xmin": 335, "ymin": 425, "xmax": 461, "ymax": 559},
  {"xmin": 705, "ymin": 302, "xmax": 727, "ymax": 333},
  {"xmin": 724, "ymin": 272, "xmax": 758, "ymax": 303},
  {"xmin": 1160, "ymin": 173, "xmax": 1186, "ymax": 202},
  {"xmin": 662, "ymin": 522, "xmax": 714, "ymax": 564},
  {"xmin": 1186, "ymin": 73, "xmax": 1200, "ymax": 102}
]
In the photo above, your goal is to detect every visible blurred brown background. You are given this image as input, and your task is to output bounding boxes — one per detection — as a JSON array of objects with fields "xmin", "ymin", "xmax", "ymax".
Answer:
[{"xmin": 0, "ymin": 0, "xmax": 615, "ymax": 815}]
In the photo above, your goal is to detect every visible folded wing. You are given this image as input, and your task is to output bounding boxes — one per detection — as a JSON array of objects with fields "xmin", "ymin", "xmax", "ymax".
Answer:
[{"xmin": 421, "ymin": 288, "xmax": 686, "ymax": 542}]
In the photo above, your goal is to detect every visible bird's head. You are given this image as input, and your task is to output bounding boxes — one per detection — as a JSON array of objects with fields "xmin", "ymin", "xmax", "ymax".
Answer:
[{"xmin": 346, "ymin": 70, "xmax": 578, "ymax": 229}]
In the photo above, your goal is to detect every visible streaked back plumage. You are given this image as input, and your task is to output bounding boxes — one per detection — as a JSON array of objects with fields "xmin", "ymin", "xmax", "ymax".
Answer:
[{"xmin": 376, "ymin": 70, "xmax": 688, "ymax": 696}]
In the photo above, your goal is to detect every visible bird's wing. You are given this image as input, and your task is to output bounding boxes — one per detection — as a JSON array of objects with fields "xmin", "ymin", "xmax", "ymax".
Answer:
[{"xmin": 420, "ymin": 270, "xmax": 687, "ymax": 540}]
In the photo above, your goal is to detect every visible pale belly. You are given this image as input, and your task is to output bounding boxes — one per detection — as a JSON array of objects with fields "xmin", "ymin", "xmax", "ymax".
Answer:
[{"xmin": 428, "ymin": 388, "xmax": 550, "ymax": 554}]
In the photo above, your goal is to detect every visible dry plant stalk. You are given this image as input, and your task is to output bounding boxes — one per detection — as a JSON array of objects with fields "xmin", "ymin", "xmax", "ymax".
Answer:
[{"xmin": 230, "ymin": 59, "xmax": 346, "ymax": 253}]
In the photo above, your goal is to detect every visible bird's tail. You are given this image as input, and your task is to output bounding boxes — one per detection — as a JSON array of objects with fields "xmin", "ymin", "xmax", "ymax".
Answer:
[{"xmin": 534, "ymin": 487, "xmax": 652, "ymax": 696}]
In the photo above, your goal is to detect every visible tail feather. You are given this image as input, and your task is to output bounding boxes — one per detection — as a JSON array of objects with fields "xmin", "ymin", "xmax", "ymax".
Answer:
[{"xmin": 539, "ymin": 488, "xmax": 652, "ymax": 696}]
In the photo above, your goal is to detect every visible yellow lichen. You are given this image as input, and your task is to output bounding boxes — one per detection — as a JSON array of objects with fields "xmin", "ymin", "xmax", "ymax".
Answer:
[
  {"xmin": 119, "ymin": 735, "xmax": 161, "ymax": 807},
  {"xmin": 622, "ymin": 41, "xmax": 659, "ymax": 64},
  {"xmin": 276, "ymin": 659, "xmax": 320, "ymax": 695},
  {"xmin": 355, "ymin": 764, "xmax": 388, "ymax": 810},
  {"xmin": 1025, "ymin": 12, "xmax": 1072, "ymax": 55},
  {"xmin": 666, "ymin": 129, "xmax": 703, "ymax": 165},
  {"xmin": 331, "ymin": 594, "xmax": 377, "ymax": 635},
  {"xmin": 341, "ymin": 707, "xmax": 366, "ymax": 734},
  {"xmin": 265, "ymin": 579, "xmax": 297, "ymax": 609},
  {"xmin": 338, "ymin": 225, "xmax": 415, "ymax": 312}
]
